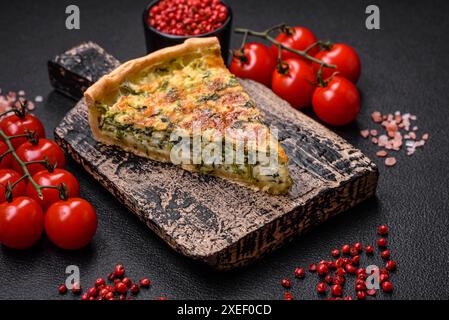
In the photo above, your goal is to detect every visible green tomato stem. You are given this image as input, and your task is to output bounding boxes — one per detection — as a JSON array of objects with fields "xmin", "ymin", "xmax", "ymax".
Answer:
[{"xmin": 234, "ymin": 26, "xmax": 336, "ymax": 69}]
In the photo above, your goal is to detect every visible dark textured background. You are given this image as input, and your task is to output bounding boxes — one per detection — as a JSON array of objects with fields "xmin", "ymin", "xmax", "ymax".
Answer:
[{"xmin": 0, "ymin": 0, "xmax": 448, "ymax": 300}]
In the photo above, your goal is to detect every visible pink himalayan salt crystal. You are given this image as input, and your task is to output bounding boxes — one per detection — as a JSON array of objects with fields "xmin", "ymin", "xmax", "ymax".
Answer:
[
  {"xmin": 385, "ymin": 157, "xmax": 397, "ymax": 167},
  {"xmin": 360, "ymin": 130, "xmax": 369, "ymax": 138},
  {"xmin": 376, "ymin": 150, "xmax": 388, "ymax": 157},
  {"xmin": 371, "ymin": 111, "xmax": 382, "ymax": 123}
]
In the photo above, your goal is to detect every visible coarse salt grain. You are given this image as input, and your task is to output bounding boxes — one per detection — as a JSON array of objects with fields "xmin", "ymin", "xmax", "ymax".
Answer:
[
  {"xmin": 360, "ymin": 130, "xmax": 369, "ymax": 138},
  {"xmin": 385, "ymin": 157, "xmax": 397, "ymax": 167},
  {"xmin": 362, "ymin": 110, "xmax": 429, "ymax": 166},
  {"xmin": 376, "ymin": 150, "xmax": 388, "ymax": 157},
  {"xmin": 371, "ymin": 112, "xmax": 382, "ymax": 123}
]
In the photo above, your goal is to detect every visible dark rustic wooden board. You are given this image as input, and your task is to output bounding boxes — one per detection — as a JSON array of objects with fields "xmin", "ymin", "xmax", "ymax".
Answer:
[{"xmin": 54, "ymin": 79, "xmax": 378, "ymax": 270}]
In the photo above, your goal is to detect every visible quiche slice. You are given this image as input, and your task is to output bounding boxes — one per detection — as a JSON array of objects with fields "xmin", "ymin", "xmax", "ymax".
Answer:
[{"xmin": 84, "ymin": 37, "xmax": 292, "ymax": 194}]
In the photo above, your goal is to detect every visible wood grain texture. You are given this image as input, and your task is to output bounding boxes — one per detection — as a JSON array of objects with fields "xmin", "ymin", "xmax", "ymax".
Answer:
[{"xmin": 54, "ymin": 79, "xmax": 378, "ymax": 270}]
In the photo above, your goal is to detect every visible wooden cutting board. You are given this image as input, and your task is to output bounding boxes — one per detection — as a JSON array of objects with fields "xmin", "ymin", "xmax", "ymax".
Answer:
[{"xmin": 54, "ymin": 78, "xmax": 378, "ymax": 270}]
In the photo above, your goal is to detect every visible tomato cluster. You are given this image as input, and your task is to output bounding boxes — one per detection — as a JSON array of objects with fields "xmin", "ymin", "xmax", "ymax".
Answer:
[
  {"xmin": 230, "ymin": 26, "xmax": 362, "ymax": 126},
  {"xmin": 0, "ymin": 109, "xmax": 97, "ymax": 250}
]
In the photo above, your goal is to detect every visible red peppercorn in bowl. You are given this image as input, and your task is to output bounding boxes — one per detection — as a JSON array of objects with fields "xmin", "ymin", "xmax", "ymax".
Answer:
[{"xmin": 143, "ymin": 0, "xmax": 233, "ymax": 61}]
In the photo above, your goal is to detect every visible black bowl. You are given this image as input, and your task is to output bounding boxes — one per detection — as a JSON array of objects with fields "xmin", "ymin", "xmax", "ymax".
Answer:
[{"xmin": 142, "ymin": 0, "xmax": 233, "ymax": 63}]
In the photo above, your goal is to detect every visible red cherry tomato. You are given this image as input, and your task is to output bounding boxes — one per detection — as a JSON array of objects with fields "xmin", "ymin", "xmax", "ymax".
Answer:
[
  {"xmin": 312, "ymin": 76, "xmax": 361, "ymax": 126},
  {"xmin": 313, "ymin": 43, "xmax": 362, "ymax": 84},
  {"xmin": 13, "ymin": 139, "xmax": 65, "ymax": 176},
  {"xmin": 0, "ymin": 141, "xmax": 13, "ymax": 169},
  {"xmin": 229, "ymin": 42, "xmax": 276, "ymax": 87},
  {"xmin": 45, "ymin": 198, "xmax": 97, "ymax": 250},
  {"xmin": 272, "ymin": 26, "xmax": 318, "ymax": 62},
  {"xmin": 0, "ymin": 196, "xmax": 44, "ymax": 249},
  {"xmin": 271, "ymin": 59, "xmax": 316, "ymax": 109},
  {"xmin": 0, "ymin": 169, "xmax": 27, "ymax": 203},
  {"xmin": 0, "ymin": 114, "xmax": 45, "ymax": 149},
  {"xmin": 26, "ymin": 169, "xmax": 80, "ymax": 211}
]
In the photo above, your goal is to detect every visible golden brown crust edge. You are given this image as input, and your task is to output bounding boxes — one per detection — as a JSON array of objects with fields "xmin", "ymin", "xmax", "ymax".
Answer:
[
  {"xmin": 84, "ymin": 37, "xmax": 221, "ymax": 106},
  {"xmin": 85, "ymin": 37, "xmax": 222, "ymax": 157}
]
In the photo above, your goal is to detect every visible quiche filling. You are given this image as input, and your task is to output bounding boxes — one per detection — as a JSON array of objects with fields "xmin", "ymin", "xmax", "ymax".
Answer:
[{"xmin": 85, "ymin": 38, "xmax": 292, "ymax": 194}]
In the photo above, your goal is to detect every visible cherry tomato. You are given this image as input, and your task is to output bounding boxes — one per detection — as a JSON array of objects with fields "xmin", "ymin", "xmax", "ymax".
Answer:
[
  {"xmin": 312, "ymin": 76, "xmax": 360, "ymax": 126},
  {"xmin": 271, "ymin": 59, "xmax": 316, "ymax": 109},
  {"xmin": 313, "ymin": 43, "xmax": 361, "ymax": 84},
  {"xmin": 0, "ymin": 114, "xmax": 45, "ymax": 149},
  {"xmin": 0, "ymin": 196, "xmax": 44, "ymax": 249},
  {"xmin": 26, "ymin": 169, "xmax": 80, "ymax": 211},
  {"xmin": 272, "ymin": 26, "xmax": 318, "ymax": 62},
  {"xmin": 0, "ymin": 141, "xmax": 13, "ymax": 169},
  {"xmin": 0, "ymin": 169, "xmax": 27, "ymax": 203},
  {"xmin": 13, "ymin": 138, "xmax": 65, "ymax": 176},
  {"xmin": 229, "ymin": 42, "xmax": 276, "ymax": 87},
  {"xmin": 45, "ymin": 198, "xmax": 97, "ymax": 250}
]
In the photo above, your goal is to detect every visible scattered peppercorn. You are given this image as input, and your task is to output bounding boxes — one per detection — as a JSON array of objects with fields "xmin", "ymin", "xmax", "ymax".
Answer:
[
  {"xmin": 356, "ymin": 291, "xmax": 366, "ymax": 300},
  {"xmin": 57, "ymin": 264, "xmax": 157, "ymax": 300},
  {"xmin": 381, "ymin": 250, "xmax": 391, "ymax": 260},
  {"xmin": 331, "ymin": 284, "xmax": 343, "ymax": 297},
  {"xmin": 379, "ymin": 273, "xmax": 389, "ymax": 284},
  {"xmin": 377, "ymin": 238, "xmax": 388, "ymax": 247},
  {"xmin": 317, "ymin": 264, "xmax": 329, "ymax": 276},
  {"xmin": 308, "ymin": 263, "xmax": 317, "ymax": 273},
  {"xmin": 279, "ymin": 224, "xmax": 397, "ymax": 300},
  {"xmin": 351, "ymin": 255, "xmax": 360, "ymax": 266},
  {"xmin": 122, "ymin": 277, "xmax": 132, "ymax": 287},
  {"xmin": 353, "ymin": 243, "xmax": 363, "ymax": 253},
  {"xmin": 107, "ymin": 272, "xmax": 115, "ymax": 282},
  {"xmin": 58, "ymin": 284, "xmax": 67, "ymax": 295},
  {"xmin": 365, "ymin": 245, "xmax": 374, "ymax": 254},
  {"xmin": 294, "ymin": 267, "xmax": 305, "ymax": 279},
  {"xmin": 381, "ymin": 281, "xmax": 393, "ymax": 293},
  {"xmin": 386, "ymin": 260, "xmax": 397, "ymax": 271},
  {"xmin": 71, "ymin": 283, "xmax": 82, "ymax": 295},
  {"xmin": 342, "ymin": 244, "xmax": 351, "ymax": 255},
  {"xmin": 130, "ymin": 284, "xmax": 140, "ymax": 295},
  {"xmin": 87, "ymin": 287, "xmax": 97, "ymax": 297},
  {"xmin": 331, "ymin": 249, "xmax": 340, "ymax": 257},
  {"xmin": 377, "ymin": 225, "xmax": 389, "ymax": 235},
  {"xmin": 114, "ymin": 264, "xmax": 125, "ymax": 278},
  {"xmin": 284, "ymin": 292, "xmax": 294, "ymax": 300},
  {"xmin": 281, "ymin": 278, "xmax": 292, "ymax": 289},
  {"xmin": 345, "ymin": 264, "xmax": 357, "ymax": 274},
  {"xmin": 140, "ymin": 278, "xmax": 151, "ymax": 288},
  {"xmin": 355, "ymin": 283, "xmax": 367, "ymax": 292},
  {"xmin": 324, "ymin": 275, "xmax": 333, "ymax": 284},
  {"xmin": 115, "ymin": 282, "xmax": 128, "ymax": 294},
  {"xmin": 95, "ymin": 278, "xmax": 105, "ymax": 287},
  {"xmin": 366, "ymin": 289, "xmax": 377, "ymax": 296}
]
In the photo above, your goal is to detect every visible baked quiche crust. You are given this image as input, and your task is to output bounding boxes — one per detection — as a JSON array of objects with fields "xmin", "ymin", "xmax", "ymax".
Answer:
[{"xmin": 84, "ymin": 37, "xmax": 292, "ymax": 194}]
